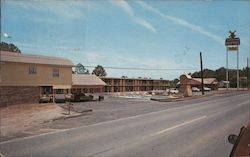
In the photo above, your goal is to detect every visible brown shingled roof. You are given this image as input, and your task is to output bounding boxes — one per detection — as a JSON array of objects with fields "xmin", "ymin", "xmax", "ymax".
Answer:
[
  {"xmin": 191, "ymin": 78, "xmax": 218, "ymax": 84},
  {"xmin": 0, "ymin": 51, "xmax": 73, "ymax": 66},
  {"xmin": 72, "ymin": 74, "xmax": 106, "ymax": 86}
]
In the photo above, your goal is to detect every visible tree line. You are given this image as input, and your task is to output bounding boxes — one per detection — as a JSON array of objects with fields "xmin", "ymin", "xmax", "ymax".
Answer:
[
  {"xmin": 0, "ymin": 42, "xmax": 21, "ymax": 53},
  {"xmin": 74, "ymin": 63, "xmax": 107, "ymax": 77},
  {"xmin": 190, "ymin": 67, "xmax": 249, "ymax": 88}
]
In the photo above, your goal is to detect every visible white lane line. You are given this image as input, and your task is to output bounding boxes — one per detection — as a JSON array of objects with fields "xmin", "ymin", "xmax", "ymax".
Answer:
[
  {"xmin": 209, "ymin": 100, "xmax": 249, "ymax": 117},
  {"xmin": 236, "ymin": 101, "xmax": 249, "ymax": 107},
  {"xmin": 152, "ymin": 116, "xmax": 207, "ymax": 136}
]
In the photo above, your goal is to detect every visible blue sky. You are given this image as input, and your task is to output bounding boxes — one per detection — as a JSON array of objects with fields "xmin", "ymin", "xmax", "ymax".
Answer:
[{"xmin": 1, "ymin": 0, "xmax": 250, "ymax": 80}]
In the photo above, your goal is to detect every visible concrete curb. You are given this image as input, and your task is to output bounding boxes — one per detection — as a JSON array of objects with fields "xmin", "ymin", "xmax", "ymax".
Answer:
[
  {"xmin": 151, "ymin": 90, "xmax": 249, "ymax": 102},
  {"xmin": 150, "ymin": 92, "xmax": 227, "ymax": 102},
  {"xmin": 42, "ymin": 109, "xmax": 93, "ymax": 123}
]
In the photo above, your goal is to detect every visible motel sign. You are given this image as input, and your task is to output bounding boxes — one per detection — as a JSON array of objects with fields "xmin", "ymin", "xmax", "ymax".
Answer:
[
  {"xmin": 225, "ymin": 38, "xmax": 240, "ymax": 51},
  {"xmin": 225, "ymin": 30, "xmax": 240, "ymax": 90},
  {"xmin": 225, "ymin": 30, "xmax": 240, "ymax": 51}
]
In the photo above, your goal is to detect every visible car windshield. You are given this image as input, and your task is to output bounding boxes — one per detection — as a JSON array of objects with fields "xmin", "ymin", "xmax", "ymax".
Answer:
[{"xmin": 0, "ymin": 1, "xmax": 249, "ymax": 157}]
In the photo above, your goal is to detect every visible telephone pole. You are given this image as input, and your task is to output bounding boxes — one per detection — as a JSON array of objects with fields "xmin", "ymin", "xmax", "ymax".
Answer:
[{"xmin": 200, "ymin": 52, "xmax": 204, "ymax": 95}]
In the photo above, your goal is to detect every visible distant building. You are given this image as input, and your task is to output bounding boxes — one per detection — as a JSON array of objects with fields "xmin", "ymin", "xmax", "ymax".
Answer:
[
  {"xmin": 0, "ymin": 51, "xmax": 73, "ymax": 105},
  {"xmin": 179, "ymin": 74, "xmax": 219, "ymax": 91},
  {"xmin": 101, "ymin": 77, "xmax": 170, "ymax": 92},
  {"xmin": 72, "ymin": 74, "xmax": 106, "ymax": 93},
  {"xmin": 190, "ymin": 78, "xmax": 219, "ymax": 90}
]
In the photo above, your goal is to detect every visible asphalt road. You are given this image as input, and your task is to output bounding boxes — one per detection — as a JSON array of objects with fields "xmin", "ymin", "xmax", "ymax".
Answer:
[{"xmin": 1, "ymin": 92, "xmax": 249, "ymax": 157}]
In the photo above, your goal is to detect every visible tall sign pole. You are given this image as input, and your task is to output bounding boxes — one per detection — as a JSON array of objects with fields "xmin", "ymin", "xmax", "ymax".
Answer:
[
  {"xmin": 226, "ymin": 47, "xmax": 229, "ymax": 90},
  {"xmin": 247, "ymin": 57, "xmax": 249, "ymax": 90},
  {"xmin": 225, "ymin": 30, "xmax": 240, "ymax": 90},
  {"xmin": 237, "ymin": 45, "xmax": 239, "ymax": 90}
]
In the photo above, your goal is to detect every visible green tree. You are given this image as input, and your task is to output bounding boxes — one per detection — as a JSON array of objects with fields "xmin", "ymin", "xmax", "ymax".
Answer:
[
  {"xmin": 0, "ymin": 42, "xmax": 21, "ymax": 53},
  {"xmin": 190, "ymin": 67, "xmax": 249, "ymax": 88},
  {"xmin": 92, "ymin": 65, "xmax": 107, "ymax": 77},
  {"xmin": 170, "ymin": 78, "xmax": 179, "ymax": 88},
  {"xmin": 75, "ymin": 63, "xmax": 89, "ymax": 74},
  {"xmin": 215, "ymin": 67, "xmax": 226, "ymax": 81},
  {"xmin": 191, "ymin": 69, "xmax": 215, "ymax": 78}
]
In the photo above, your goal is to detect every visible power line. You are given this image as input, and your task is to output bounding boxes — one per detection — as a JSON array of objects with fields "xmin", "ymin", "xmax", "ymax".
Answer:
[{"xmin": 78, "ymin": 65, "xmax": 198, "ymax": 71}]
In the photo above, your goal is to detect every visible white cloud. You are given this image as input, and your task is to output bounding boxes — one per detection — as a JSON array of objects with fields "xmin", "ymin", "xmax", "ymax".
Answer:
[
  {"xmin": 16, "ymin": 42, "xmax": 84, "ymax": 51},
  {"xmin": 136, "ymin": 1, "xmax": 224, "ymax": 45},
  {"xmin": 133, "ymin": 17, "xmax": 157, "ymax": 33},
  {"xmin": 112, "ymin": 0, "xmax": 134, "ymax": 16},
  {"xmin": 9, "ymin": 0, "xmax": 88, "ymax": 20},
  {"xmin": 111, "ymin": 0, "xmax": 156, "ymax": 33},
  {"xmin": 2, "ymin": 32, "xmax": 11, "ymax": 38},
  {"xmin": 86, "ymin": 53, "xmax": 106, "ymax": 60}
]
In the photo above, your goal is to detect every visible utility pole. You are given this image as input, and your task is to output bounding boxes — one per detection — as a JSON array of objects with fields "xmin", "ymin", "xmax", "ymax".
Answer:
[
  {"xmin": 247, "ymin": 57, "xmax": 249, "ymax": 90},
  {"xmin": 200, "ymin": 52, "xmax": 204, "ymax": 95}
]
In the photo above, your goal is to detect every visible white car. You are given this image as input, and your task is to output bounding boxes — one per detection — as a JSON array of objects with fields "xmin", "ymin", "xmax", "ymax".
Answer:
[
  {"xmin": 169, "ymin": 88, "xmax": 179, "ymax": 94},
  {"xmin": 55, "ymin": 94, "xmax": 66, "ymax": 103},
  {"xmin": 203, "ymin": 87, "xmax": 211, "ymax": 91},
  {"xmin": 192, "ymin": 87, "xmax": 200, "ymax": 92}
]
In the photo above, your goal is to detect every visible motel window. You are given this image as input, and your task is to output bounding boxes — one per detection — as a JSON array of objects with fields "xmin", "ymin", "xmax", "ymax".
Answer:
[
  {"xmin": 56, "ymin": 89, "xmax": 63, "ymax": 94},
  {"xmin": 29, "ymin": 65, "xmax": 37, "ymax": 74},
  {"xmin": 76, "ymin": 89, "xmax": 81, "ymax": 93},
  {"xmin": 53, "ymin": 68, "xmax": 59, "ymax": 77}
]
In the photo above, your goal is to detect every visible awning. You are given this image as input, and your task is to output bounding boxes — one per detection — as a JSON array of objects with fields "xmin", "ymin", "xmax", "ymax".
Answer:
[{"xmin": 53, "ymin": 85, "xmax": 71, "ymax": 89}]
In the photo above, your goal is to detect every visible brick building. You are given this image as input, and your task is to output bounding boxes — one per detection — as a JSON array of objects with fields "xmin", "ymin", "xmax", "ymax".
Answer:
[
  {"xmin": 101, "ymin": 77, "xmax": 170, "ymax": 92},
  {"xmin": 0, "ymin": 51, "xmax": 73, "ymax": 105}
]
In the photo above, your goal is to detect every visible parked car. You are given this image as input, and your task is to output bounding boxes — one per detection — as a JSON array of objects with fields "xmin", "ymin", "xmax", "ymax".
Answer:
[
  {"xmin": 203, "ymin": 87, "xmax": 211, "ymax": 91},
  {"xmin": 39, "ymin": 95, "xmax": 52, "ymax": 103},
  {"xmin": 192, "ymin": 87, "xmax": 200, "ymax": 92},
  {"xmin": 169, "ymin": 88, "xmax": 179, "ymax": 94},
  {"xmin": 71, "ymin": 93, "xmax": 93, "ymax": 102},
  {"xmin": 54, "ymin": 94, "xmax": 66, "ymax": 103}
]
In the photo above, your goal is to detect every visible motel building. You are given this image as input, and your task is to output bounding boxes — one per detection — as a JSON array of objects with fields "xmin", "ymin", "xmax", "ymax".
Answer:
[
  {"xmin": 0, "ymin": 51, "xmax": 108, "ymax": 106},
  {"xmin": 0, "ymin": 51, "xmax": 73, "ymax": 105},
  {"xmin": 0, "ymin": 51, "xmax": 170, "ymax": 106},
  {"xmin": 101, "ymin": 77, "xmax": 170, "ymax": 93}
]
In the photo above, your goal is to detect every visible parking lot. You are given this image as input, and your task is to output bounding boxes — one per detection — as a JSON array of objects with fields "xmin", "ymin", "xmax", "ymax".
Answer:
[{"xmin": 0, "ymin": 90, "xmax": 242, "ymax": 142}]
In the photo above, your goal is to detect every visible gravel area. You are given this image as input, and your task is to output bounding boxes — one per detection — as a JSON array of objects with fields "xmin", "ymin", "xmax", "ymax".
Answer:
[{"xmin": 0, "ymin": 103, "xmax": 79, "ymax": 142}]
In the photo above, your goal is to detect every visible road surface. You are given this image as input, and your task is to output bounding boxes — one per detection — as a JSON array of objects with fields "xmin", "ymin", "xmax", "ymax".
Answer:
[{"xmin": 0, "ymin": 92, "xmax": 249, "ymax": 157}]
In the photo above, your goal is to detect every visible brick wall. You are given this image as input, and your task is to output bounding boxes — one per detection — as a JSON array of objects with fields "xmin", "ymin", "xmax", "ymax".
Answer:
[{"xmin": 0, "ymin": 86, "xmax": 40, "ymax": 106}]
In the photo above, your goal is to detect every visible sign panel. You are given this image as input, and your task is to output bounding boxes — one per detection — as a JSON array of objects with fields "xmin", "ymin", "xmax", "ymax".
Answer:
[
  {"xmin": 227, "ymin": 46, "xmax": 238, "ymax": 51},
  {"xmin": 225, "ymin": 38, "xmax": 240, "ymax": 46}
]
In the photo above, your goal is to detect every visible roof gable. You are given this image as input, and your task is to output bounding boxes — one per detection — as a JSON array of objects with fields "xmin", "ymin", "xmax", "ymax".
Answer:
[
  {"xmin": 191, "ymin": 78, "xmax": 218, "ymax": 84},
  {"xmin": 0, "ymin": 51, "xmax": 73, "ymax": 66},
  {"xmin": 72, "ymin": 74, "xmax": 106, "ymax": 86}
]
